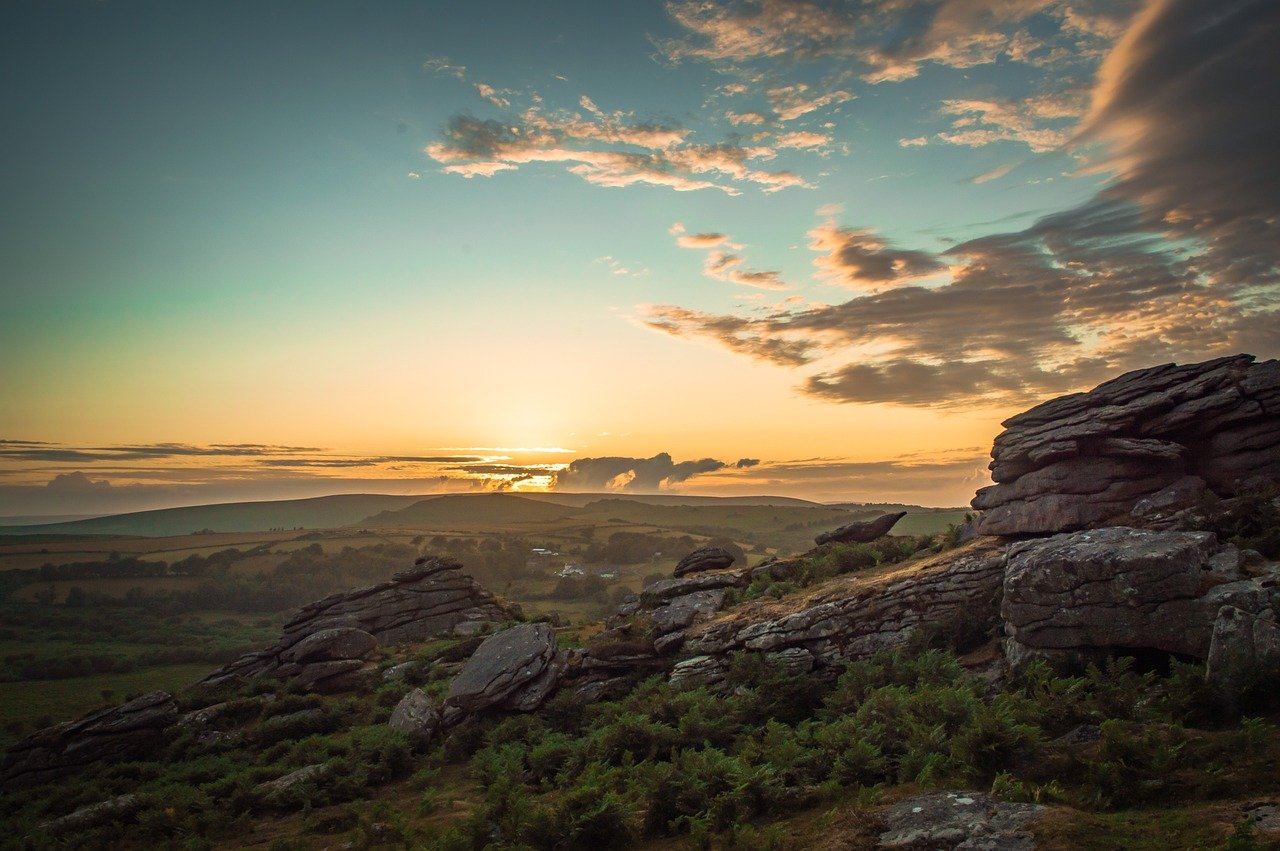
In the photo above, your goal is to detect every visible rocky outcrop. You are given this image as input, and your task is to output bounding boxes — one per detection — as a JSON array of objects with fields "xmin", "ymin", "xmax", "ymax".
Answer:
[
  {"xmin": 815, "ymin": 511, "xmax": 907, "ymax": 545},
  {"xmin": 878, "ymin": 791, "xmax": 1042, "ymax": 850},
  {"xmin": 973, "ymin": 355, "xmax": 1280, "ymax": 535},
  {"xmin": 443, "ymin": 623, "xmax": 564, "ymax": 720},
  {"xmin": 1206, "ymin": 606, "xmax": 1280, "ymax": 704},
  {"xmin": 388, "ymin": 688, "xmax": 442, "ymax": 742},
  {"xmin": 1, "ymin": 691, "xmax": 177, "ymax": 789},
  {"xmin": 664, "ymin": 541, "xmax": 1006, "ymax": 688},
  {"xmin": 38, "ymin": 794, "xmax": 143, "ymax": 836},
  {"xmin": 254, "ymin": 763, "xmax": 331, "ymax": 809},
  {"xmin": 1002, "ymin": 527, "xmax": 1271, "ymax": 670},
  {"xmin": 673, "ymin": 546, "xmax": 738, "ymax": 577},
  {"xmin": 201, "ymin": 557, "xmax": 513, "ymax": 692}
]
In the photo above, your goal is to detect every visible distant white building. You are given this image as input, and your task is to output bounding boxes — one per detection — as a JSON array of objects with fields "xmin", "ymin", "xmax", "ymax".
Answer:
[{"xmin": 555, "ymin": 564, "xmax": 585, "ymax": 578}]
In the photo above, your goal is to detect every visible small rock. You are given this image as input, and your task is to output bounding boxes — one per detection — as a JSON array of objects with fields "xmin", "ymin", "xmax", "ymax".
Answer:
[
  {"xmin": 673, "ymin": 546, "xmax": 737, "ymax": 577},
  {"xmin": 388, "ymin": 688, "xmax": 441, "ymax": 742},
  {"xmin": 254, "ymin": 763, "xmax": 331, "ymax": 809}
]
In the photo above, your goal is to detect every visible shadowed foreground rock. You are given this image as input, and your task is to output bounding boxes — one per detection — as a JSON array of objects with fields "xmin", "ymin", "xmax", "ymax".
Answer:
[
  {"xmin": 815, "ymin": 511, "xmax": 906, "ymax": 545},
  {"xmin": 1002, "ymin": 527, "xmax": 1272, "ymax": 670},
  {"xmin": 443, "ymin": 623, "xmax": 564, "ymax": 720},
  {"xmin": 973, "ymin": 355, "xmax": 1280, "ymax": 535},
  {"xmin": 672, "ymin": 546, "xmax": 737, "ymax": 577},
  {"xmin": 201, "ymin": 557, "xmax": 513, "ymax": 692},
  {"xmin": 1, "ymin": 691, "xmax": 177, "ymax": 789}
]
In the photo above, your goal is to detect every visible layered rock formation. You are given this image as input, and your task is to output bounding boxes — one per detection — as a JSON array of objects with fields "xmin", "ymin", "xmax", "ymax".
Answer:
[
  {"xmin": 973, "ymin": 355, "xmax": 1280, "ymax": 535},
  {"xmin": 666, "ymin": 541, "xmax": 1006, "ymax": 688},
  {"xmin": 202, "ymin": 557, "xmax": 513, "ymax": 692},
  {"xmin": 1, "ymin": 691, "xmax": 177, "ymax": 788},
  {"xmin": 1001, "ymin": 527, "xmax": 1272, "ymax": 669}
]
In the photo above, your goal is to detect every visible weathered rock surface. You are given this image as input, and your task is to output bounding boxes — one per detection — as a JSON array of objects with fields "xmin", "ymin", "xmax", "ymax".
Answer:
[
  {"xmin": 388, "ymin": 688, "xmax": 441, "ymax": 742},
  {"xmin": 1206, "ymin": 605, "xmax": 1280, "ymax": 703},
  {"xmin": 443, "ymin": 623, "xmax": 564, "ymax": 718},
  {"xmin": 254, "ymin": 763, "xmax": 331, "ymax": 809},
  {"xmin": 673, "ymin": 546, "xmax": 738, "ymax": 577},
  {"xmin": 815, "ymin": 511, "xmax": 907, "ymax": 545},
  {"xmin": 38, "ymin": 794, "xmax": 143, "ymax": 836},
  {"xmin": 973, "ymin": 355, "xmax": 1280, "ymax": 535},
  {"xmin": 201, "ymin": 557, "xmax": 513, "ymax": 692},
  {"xmin": 1, "ymin": 691, "xmax": 177, "ymax": 788},
  {"xmin": 1002, "ymin": 527, "xmax": 1271, "ymax": 669},
  {"xmin": 878, "ymin": 791, "xmax": 1042, "ymax": 850},
  {"xmin": 666, "ymin": 541, "xmax": 1006, "ymax": 688}
]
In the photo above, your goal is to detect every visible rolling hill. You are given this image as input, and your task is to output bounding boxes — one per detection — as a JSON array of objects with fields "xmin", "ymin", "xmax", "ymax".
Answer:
[{"xmin": 0, "ymin": 494, "xmax": 428, "ymax": 538}]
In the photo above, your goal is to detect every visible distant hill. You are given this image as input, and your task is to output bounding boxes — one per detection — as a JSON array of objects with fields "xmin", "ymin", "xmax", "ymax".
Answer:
[
  {"xmin": 0, "ymin": 494, "xmax": 427, "ymax": 538},
  {"xmin": 359, "ymin": 493, "xmax": 577, "ymax": 528},
  {"xmin": 516, "ymin": 492, "xmax": 823, "ymax": 508}
]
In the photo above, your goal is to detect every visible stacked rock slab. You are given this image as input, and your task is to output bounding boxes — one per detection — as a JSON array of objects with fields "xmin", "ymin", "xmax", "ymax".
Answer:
[
  {"xmin": 972, "ymin": 355, "xmax": 1280, "ymax": 535},
  {"xmin": 442, "ymin": 623, "xmax": 564, "ymax": 721},
  {"xmin": 1001, "ymin": 527, "xmax": 1272, "ymax": 670},
  {"xmin": 202, "ymin": 557, "xmax": 513, "ymax": 692},
  {"xmin": 1, "ymin": 691, "xmax": 177, "ymax": 789},
  {"xmin": 669, "ymin": 542, "xmax": 1006, "ymax": 689},
  {"xmin": 672, "ymin": 546, "xmax": 737, "ymax": 577}
]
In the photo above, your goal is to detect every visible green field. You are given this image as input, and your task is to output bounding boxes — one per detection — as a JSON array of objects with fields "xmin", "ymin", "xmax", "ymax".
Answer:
[{"xmin": 0, "ymin": 663, "xmax": 212, "ymax": 748}]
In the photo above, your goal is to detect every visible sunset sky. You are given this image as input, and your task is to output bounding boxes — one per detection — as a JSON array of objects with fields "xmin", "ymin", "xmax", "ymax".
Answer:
[{"xmin": 1, "ymin": 0, "xmax": 1276, "ymax": 515}]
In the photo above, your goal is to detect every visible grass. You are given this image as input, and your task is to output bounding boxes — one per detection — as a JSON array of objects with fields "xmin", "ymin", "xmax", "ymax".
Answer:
[{"xmin": 0, "ymin": 663, "xmax": 212, "ymax": 747}]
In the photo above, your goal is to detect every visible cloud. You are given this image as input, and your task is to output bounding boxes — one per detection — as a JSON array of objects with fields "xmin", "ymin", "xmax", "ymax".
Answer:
[
  {"xmin": 725, "ymin": 110, "xmax": 769, "ymax": 125},
  {"xmin": 643, "ymin": 0, "xmax": 1280, "ymax": 408},
  {"xmin": 0, "ymin": 442, "xmax": 324, "ymax": 462},
  {"xmin": 938, "ymin": 92, "xmax": 1086, "ymax": 152},
  {"xmin": 553, "ymin": 452, "xmax": 726, "ymax": 491},
  {"xmin": 766, "ymin": 84, "xmax": 855, "ymax": 121},
  {"xmin": 474, "ymin": 83, "xmax": 511, "ymax": 108},
  {"xmin": 46, "ymin": 471, "xmax": 111, "ymax": 493},
  {"xmin": 775, "ymin": 131, "xmax": 831, "ymax": 150},
  {"xmin": 660, "ymin": 0, "xmax": 857, "ymax": 63},
  {"xmin": 807, "ymin": 221, "xmax": 944, "ymax": 290},
  {"xmin": 735, "ymin": 458, "xmax": 760, "ymax": 468},
  {"xmin": 671, "ymin": 225, "xmax": 789, "ymax": 290},
  {"xmin": 898, "ymin": 136, "xmax": 929, "ymax": 148},
  {"xmin": 425, "ymin": 104, "xmax": 812, "ymax": 195},
  {"xmin": 971, "ymin": 162, "xmax": 1015, "ymax": 184},
  {"xmin": 423, "ymin": 55, "xmax": 467, "ymax": 80}
]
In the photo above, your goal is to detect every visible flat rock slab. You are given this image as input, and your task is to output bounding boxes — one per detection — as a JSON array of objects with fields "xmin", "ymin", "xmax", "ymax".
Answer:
[
  {"xmin": 879, "ymin": 791, "xmax": 1042, "ymax": 850},
  {"xmin": 445, "ymin": 622, "xmax": 560, "ymax": 715},
  {"xmin": 1003, "ymin": 527, "xmax": 1270, "ymax": 669},
  {"xmin": 815, "ymin": 511, "xmax": 906, "ymax": 545}
]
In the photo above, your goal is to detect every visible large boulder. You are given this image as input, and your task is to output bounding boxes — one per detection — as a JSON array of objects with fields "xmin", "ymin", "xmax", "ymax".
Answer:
[
  {"xmin": 815, "ymin": 511, "xmax": 907, "ymax": 545},
  {"xmin": 202, "ymin": 557, "xmax": 515, "ymax": 692},
  {"xmin": 443, "ymin": 623, "xmax": 563, "ymax": 718},
  {"xmin": 973, "ymin": 355, "xmax": 1280, "ymax": 535},
  {"xmin": 1, "ymin": 691, "xmax": 177, "ymax": 789},
  {"xmin": 673, "ymin": 546, "xmax": 737, "ymax": 577},
  {"xmin": 1002, "ymin": 527, "xmax": 1270, "ymax": 670}
]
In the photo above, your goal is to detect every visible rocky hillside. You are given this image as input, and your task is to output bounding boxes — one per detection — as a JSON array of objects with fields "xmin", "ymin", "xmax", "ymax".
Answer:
[{"xmin": 2, "ymin": 355, "xmax": 1279, "ymax": 849}]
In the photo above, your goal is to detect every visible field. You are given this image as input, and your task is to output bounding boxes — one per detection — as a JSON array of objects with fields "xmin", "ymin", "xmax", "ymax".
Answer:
[{"xmin": 0, "ymin": 493, "xmax": 968, "ymax": 739}]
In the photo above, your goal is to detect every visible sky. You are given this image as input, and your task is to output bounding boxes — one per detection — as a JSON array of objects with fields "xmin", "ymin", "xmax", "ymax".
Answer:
[{"xmin": 1, "ymin": 0, "xmax": 1277, "ymax": 516}]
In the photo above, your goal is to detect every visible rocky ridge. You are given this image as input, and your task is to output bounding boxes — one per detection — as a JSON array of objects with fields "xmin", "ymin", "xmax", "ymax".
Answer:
[
  {"xmin": 200, "ymin": 556, "xmax": 513, "ymax": 693},
  {"xmin": 973, "ymin": 355, "xmax": 1279, "ymax": 535}
]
